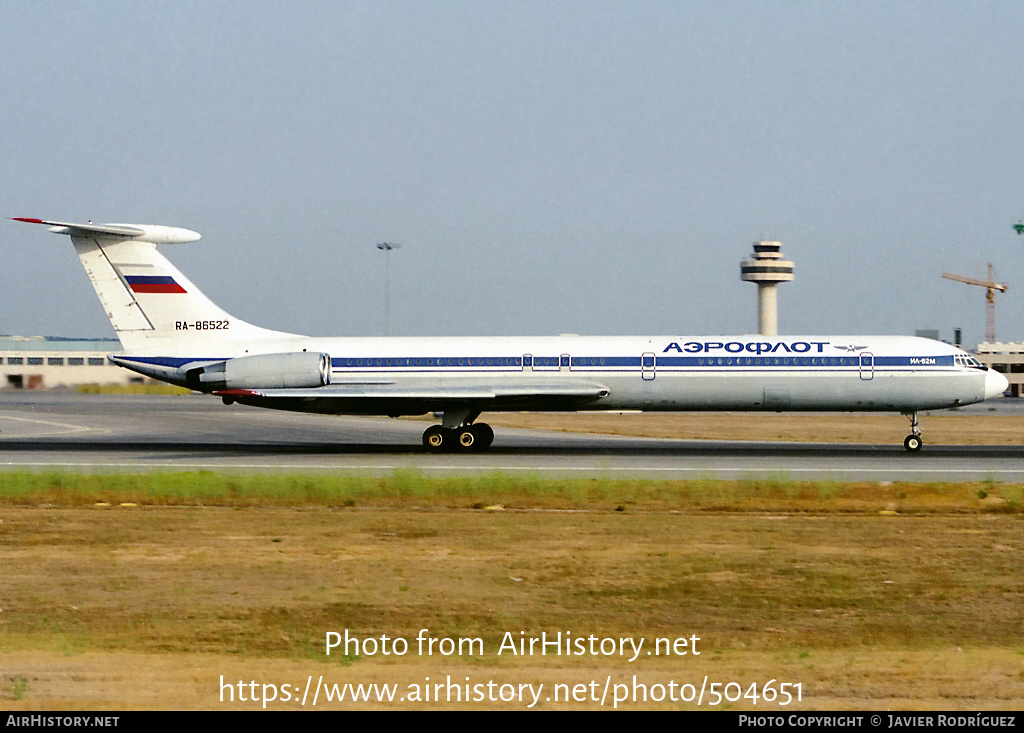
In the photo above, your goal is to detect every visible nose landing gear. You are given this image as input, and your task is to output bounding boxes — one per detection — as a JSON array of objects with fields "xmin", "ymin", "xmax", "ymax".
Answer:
[{"xmin": 902, "ymin": 412, "xmax": 923, "ymax": 453}]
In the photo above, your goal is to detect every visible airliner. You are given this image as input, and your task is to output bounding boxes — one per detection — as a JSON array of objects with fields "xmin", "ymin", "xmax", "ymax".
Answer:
[{"xmin": 13, "ymin": 217, "xmax": 1007, "ymax": 452}]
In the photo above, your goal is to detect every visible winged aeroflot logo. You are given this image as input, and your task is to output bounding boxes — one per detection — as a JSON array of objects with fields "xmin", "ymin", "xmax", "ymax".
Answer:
[{"xmin": 834, "ymin": 344, "xmax": 868, "ymax": 352}]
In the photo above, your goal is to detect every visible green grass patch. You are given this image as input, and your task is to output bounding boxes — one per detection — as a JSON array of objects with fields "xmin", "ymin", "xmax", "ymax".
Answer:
[{"xmin": 1, "ymin": 471, "xmax": 1022, "ymax": 513}]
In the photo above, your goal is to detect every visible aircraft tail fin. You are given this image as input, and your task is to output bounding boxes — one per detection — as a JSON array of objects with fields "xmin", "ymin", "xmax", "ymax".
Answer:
[{"xmin": 13, "ymin": 218, "xmax": 296, "ymax": 352}]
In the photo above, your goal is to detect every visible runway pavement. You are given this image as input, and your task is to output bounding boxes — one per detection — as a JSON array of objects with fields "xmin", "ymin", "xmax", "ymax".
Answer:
[{"xmin": 2, "ymin": 392, "xmax": 1023, "ymax": 481}]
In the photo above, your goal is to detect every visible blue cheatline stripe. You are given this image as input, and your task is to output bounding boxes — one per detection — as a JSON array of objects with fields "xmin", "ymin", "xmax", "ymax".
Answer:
[
  {"xmin": 116, "ymin": 354, "xmax": 959, "ymax": 370},
  {"xmin": 326, "ymin": 355, "xmax": 956, "ymax": 370},
  {"xmin": 332, "ymin": 356, "xmax": 524, "ymax": 368},
  {"xmin": 328, "ymin": 356, "xmax": 645, "ymax": 368}
]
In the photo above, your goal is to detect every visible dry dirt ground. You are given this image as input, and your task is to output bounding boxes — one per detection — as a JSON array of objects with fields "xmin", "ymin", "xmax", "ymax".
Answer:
[{"xmin": 1, "ymin": 503, "xmax": 1021, "ymax": 710}]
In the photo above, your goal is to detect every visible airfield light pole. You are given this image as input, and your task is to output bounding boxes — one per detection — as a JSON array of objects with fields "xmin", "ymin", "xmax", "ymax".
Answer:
[{"xmin": 377, "ymin": 242, "xmax": 401, "ymax": 336}]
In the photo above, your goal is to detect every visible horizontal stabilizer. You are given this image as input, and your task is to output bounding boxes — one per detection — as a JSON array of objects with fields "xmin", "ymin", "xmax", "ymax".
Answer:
[{"xmin": 12, "ymin": 217, "xmax": 200, "ymax": 243}]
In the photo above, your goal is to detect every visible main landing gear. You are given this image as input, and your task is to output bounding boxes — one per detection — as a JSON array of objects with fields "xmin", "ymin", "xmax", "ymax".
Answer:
[
  {"xmin": 422, "ymin": 423, "xmax": 494, "ymax": 452},
  {"xmin": 903, "ymin": 412, "xmax": 923, "ymax": 453},
  {"xmin": 422, "ymin": 409, "xmax": 494, "ymax": 452}
]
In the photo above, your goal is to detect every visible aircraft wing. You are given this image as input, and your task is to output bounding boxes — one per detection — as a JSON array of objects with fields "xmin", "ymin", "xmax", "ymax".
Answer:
[{"xmin": 215, "ymin": 381, "xmax": 610, "ymax": 401}]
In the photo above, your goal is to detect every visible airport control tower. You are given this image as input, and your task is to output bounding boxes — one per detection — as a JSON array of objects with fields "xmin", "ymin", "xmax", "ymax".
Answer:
[{"xmin": 740, "ymin": 240, "xmax": 794, "ymax": 337}]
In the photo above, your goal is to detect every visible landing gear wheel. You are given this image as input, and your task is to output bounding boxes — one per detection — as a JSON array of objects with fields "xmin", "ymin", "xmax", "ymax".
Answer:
[
  {"xmin": 423, "ymin": 425, "xmax": 450, "ymax": 452},
  {"xmin": 457, "ymin": 426, "xmax": 477, "ymax": 451},
  {"xmin": 474, "ymin": 423, "xmax": 494, "ymax": 449},
  {"xmin": 901, "ymin": 412, "xmax": 923, "ymax": 453}
]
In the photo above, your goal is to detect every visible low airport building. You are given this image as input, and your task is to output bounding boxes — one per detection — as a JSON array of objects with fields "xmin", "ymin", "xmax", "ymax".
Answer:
[{"xmin": 1, "ymin": 335, "xmax": 143, "ymax": 389}]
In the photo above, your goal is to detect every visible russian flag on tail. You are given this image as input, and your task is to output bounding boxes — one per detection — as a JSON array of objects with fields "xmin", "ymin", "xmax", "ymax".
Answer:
[{"xmin": 124, "ymin": 275, "xmax": 187, "ymax": 293}]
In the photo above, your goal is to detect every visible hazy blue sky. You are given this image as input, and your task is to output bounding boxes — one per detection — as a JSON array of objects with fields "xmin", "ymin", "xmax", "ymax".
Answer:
[{"xmin": 3, "ymin": 1, "xmax": 1023, "ymax": 346}]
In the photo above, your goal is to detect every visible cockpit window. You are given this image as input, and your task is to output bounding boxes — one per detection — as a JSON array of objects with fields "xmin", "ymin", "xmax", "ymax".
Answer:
[{"xmin": 955, "ymin": 354, "xmax": 987, "ymax": 369}]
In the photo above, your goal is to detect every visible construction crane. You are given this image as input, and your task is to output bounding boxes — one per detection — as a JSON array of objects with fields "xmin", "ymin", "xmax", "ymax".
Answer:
[{"xmin": 942, "ymin": 264, "xmax": 1008, "ymax": 343}]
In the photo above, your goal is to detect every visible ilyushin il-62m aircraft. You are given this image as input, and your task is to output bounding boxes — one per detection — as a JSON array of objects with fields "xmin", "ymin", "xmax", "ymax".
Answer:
[{"xmin": 14, "ymin": 218, "xmax": 1008, "ymax": 453}]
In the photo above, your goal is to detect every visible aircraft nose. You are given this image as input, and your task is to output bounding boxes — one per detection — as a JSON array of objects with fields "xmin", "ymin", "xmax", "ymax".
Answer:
[{"xmin": 985, "ymin": 369, "xmax": 1009, "ymax": 399}]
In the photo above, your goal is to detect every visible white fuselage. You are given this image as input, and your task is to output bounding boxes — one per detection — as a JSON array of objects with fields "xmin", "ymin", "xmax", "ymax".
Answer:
[{"xmin": 114, "ymin": 333, "xmax": 1005, "ymax": 416}]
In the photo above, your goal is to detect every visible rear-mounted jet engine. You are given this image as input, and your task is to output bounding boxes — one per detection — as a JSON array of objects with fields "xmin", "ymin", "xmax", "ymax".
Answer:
[{"xmin": 186, "ymin": 352, "xmax": 331, "ymax": 391}]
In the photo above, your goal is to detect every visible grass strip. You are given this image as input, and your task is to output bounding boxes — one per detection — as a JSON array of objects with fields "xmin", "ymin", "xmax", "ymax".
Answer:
[{"xmin": 0, "ymin": 470, "xmax": 1020, "ymax": 513}]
